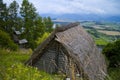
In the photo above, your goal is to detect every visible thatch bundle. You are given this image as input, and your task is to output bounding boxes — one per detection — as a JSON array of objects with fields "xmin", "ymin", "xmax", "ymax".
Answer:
[{"xmin": 26, "ymin": 23, "xmax": 107, "ymax": 80}]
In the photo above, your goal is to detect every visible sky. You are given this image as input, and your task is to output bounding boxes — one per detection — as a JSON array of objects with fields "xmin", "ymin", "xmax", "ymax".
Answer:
[{"xmin": 3, "ymin": 0, "xmax": 120, "ymax": 15}]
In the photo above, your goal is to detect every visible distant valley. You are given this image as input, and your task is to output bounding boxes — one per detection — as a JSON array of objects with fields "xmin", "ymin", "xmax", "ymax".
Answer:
[
  {"xmin": 40, "ymin": 13, "xmax": 120, "ymax": 22},
  {"xmin": 52, "ymin": 20, "xmax": 120, "ymax": 48}
]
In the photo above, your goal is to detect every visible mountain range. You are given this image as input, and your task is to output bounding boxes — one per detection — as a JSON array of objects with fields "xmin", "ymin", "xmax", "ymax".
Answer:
[{"xmin": 40, "ymin": 13, "xmax": 120, "ymax": 22}]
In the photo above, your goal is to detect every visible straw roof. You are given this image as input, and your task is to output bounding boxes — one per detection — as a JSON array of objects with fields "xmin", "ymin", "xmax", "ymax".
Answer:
[{"xmin": 26, "ymin": 23, "xmax": 107, "ymax": 80}]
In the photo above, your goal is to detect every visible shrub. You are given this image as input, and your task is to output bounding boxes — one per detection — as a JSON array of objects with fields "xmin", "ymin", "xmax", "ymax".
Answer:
[
  {"xmin": 0, "ymin": 30, "xmax": 18, "ymax": 50},
  {"xmin": 102, "ymin": 39, "xmax": 120, "ymax": 68},
  {"xmin": 36, "ymin": 32, "xmax": 50, "ymax": 45}
]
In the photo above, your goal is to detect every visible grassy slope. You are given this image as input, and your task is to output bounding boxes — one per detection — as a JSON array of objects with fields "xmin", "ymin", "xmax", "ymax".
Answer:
[
  {"xmin": 0, "ymin": 49, "xmax": 63, "ymax": 80},
  {"xmin": 83, "ymin": 22, "xmax": 120, "ymax": 80},
  {"xmin": 0, "ymin": 49, "xmax": 120, "ymax": 80},
  {"xmin": 86, "ymin": 29, "xmax": 110, "ymax": 46},
  {"xmin": 105, "ymin": 68, "xmax": 120, "ymax": 80},
  {"xmin": 95, "ymin": 38, "xmax": 109, "ymax": 46},
  {"xmin": 83, "ymin": 21, "xmax": 120, "ymax": 46}
]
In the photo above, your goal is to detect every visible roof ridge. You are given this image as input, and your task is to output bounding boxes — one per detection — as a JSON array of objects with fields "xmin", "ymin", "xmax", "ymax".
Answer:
[
  {"xmin": 55, "ymin": 22, "xmax": 80, "ymax": 32},
  {"xmin": 25, "ymin": 22, "xmax": 80, "ymax": 65}
]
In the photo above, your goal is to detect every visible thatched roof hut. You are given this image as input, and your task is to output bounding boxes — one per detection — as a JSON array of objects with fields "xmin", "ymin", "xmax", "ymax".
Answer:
[{"xmin": 26, "ymin": 23, "xmax": 107, "ymax": 80}]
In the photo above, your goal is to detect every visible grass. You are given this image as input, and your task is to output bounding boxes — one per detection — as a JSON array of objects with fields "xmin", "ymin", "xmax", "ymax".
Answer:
[
  {"xmin": 95, "ymin": 38, "xmax": 109, "ymax": 46},
  {"xmin": 0, "ymin": 48, "xmax": 119, "ymax": 80},
  {"xmin": 0, "ymin": 49, "xmax": 64, "ymax": 80},
  {"xmin": 105, "ymin": 68, "xmax": 120, "ymax": 80}
]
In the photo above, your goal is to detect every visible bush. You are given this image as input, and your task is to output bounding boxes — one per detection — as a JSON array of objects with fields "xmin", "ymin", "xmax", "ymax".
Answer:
[
  {"xmin": 0, "ymin": 30, "xmax": 18, "ymax": 50},
  {"xmin": 102, "ymin": 39, "xmax": 120, "ymax": 68},
  {"xmin": 36, "ymin": 32, "xmax": 50, "ymax": 45}
]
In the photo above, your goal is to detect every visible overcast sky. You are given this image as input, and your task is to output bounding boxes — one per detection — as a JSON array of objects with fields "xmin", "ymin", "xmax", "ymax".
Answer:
[{"xmin": 3, "ymin": 0, "xmax": 120, "ymax": 15}]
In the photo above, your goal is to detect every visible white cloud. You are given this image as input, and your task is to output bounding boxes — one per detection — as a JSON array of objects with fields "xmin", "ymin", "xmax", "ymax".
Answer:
[{"xmin": 3, "ymin": 0, "xmax": 120, "ymax": 15}]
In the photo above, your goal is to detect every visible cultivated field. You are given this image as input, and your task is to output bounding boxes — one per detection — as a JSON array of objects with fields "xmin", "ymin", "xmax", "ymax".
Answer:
[
  {"xmin": 92, "ymin": 25, "xmax": 105, "ymax": 30},
  {"xmin": 97, "ymin": 30, "xmax": 120, "ymax": 36}
]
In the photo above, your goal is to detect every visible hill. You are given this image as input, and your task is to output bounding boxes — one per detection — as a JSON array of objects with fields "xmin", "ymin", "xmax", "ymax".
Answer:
[
  {"xmin": 40, "ymin": 13, "xmax": 120, "ymax": 22},
  {"xmin": 0, "ymin": 49, "xmax": 64, "ymax": 80}
]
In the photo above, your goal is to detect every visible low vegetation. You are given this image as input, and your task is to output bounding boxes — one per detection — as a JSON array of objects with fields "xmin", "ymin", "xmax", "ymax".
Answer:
[
  {"xmin": 0, "ymin": 49, "xmax": 64, "ymax": 80},
  {"xmin": 0, "ymin": 0, "xmax": 53, "ymax": 50},
  {"xmin": 103, "ymin": 39, "xmax": 120, "ymax": 68},
  {"xmin": 95, "ymin": 38, "xmax": 108, "ymax": 46},
  {"xmin": 0, "ymin": 30, "xmax": 18, "ymax": 50},
  {"xmin": 36, "ymin": 32, "xmax": 50, "ymax": 45},
  {"xmin": 86, "ymin": 29, "xmax": 110, "ymax": 46},
  {"xmin": 84, "ymin": 22, "xmax": 120, "ymax": 80},
  {"xmin": 103, "ymin": 39, "xmax": 120, "ymax": 80},
  {"xmin": 83, "ymin": 21, "xmax": 120, "ymax": 47},
  {"xmin": 105, "ymin": 68, "xmax": 120, "ymax": 80},
  {"xmin": 1, "ymin": 1, "xmax": 120, "ymax": 79}
]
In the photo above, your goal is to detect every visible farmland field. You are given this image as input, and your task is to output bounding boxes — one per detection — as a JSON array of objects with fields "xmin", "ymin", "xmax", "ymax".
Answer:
[
  {"xmin": 92, "ymin": 25, "xmax": 105, "ymax": 30},
  {"xmin": 80, "ymin": 21, "xmax": 120, "ymax": 46},
  {"xmin": 97, "ymin": 30, "xmax": 120, "ymax": 36}
]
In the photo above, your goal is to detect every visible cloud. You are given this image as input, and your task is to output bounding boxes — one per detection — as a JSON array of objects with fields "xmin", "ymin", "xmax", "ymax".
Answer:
[
  {"xmin": 3, "ymin": 0, "xmax": 120, "ymax": 15},
  {"xmin": 31, "ymin": 0, "xmax": 120, "ymax": 15}
]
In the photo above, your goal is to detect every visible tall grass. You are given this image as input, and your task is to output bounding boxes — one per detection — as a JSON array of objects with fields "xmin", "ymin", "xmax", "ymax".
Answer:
[
  {"xmin": 0, "ymin": 48, "xmax": 119, "ymax": 80},
  {"xmin": 105, "ymin": 68, "xmax": 120, "ymax": 80},
  {"xmin": 0, "ymin": 49, "xmax": 63, "ymax": 80}
]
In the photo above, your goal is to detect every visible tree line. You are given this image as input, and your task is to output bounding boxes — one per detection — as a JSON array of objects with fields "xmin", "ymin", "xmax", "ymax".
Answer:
[{"xmin": 0, "ymin": 0, "xmax": 53, "ymax": 49}]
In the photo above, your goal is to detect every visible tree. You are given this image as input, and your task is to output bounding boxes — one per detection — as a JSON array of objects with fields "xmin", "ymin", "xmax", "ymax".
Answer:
[
  {"xmin": 20, "ymin": 0, "xmax": 37, "ymax": 37},
  {"xmin": 7, "ymin": 0, "xmax": 19, "ymax": 34},
  {"xmin": 20, "ymin": 0, "xmax": 37, "ymax": 26},
  {"xmin": 0, "ymin": 0, "xmax": 8, "ymax": 31},
  {"xmin": 43, "ymin": 17, "xmax": 53, "ymax": 32},
  {"xmin": 102, "ymin": 39, "xmax": 120, "ymax": 68},
  {"xmin": 28, "ymin": 16, "xmax": 46, "ymax": 49},
  {"xmin": 8, "ymin": 0, "xmax": 19, "ymax": 18},
  {"xmin": 0, "ymin": 0, "xmax": 53, "ymax": 50},
  {"xmin": 20, "ymin": 0, "xmax": 37, "ymax": 48},
  {"xmin": 34, "ymin": 16, "xmax": 45, "ymax": 39},
  {"xmin": 20, "ymin": 0, "xmax": 45, "ymax": 49}
]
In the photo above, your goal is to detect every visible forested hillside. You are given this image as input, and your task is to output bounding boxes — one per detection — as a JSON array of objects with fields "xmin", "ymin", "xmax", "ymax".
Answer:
[{"xmin": 0, "ymin": 0, "xmax": 53, "ymax": 50}]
